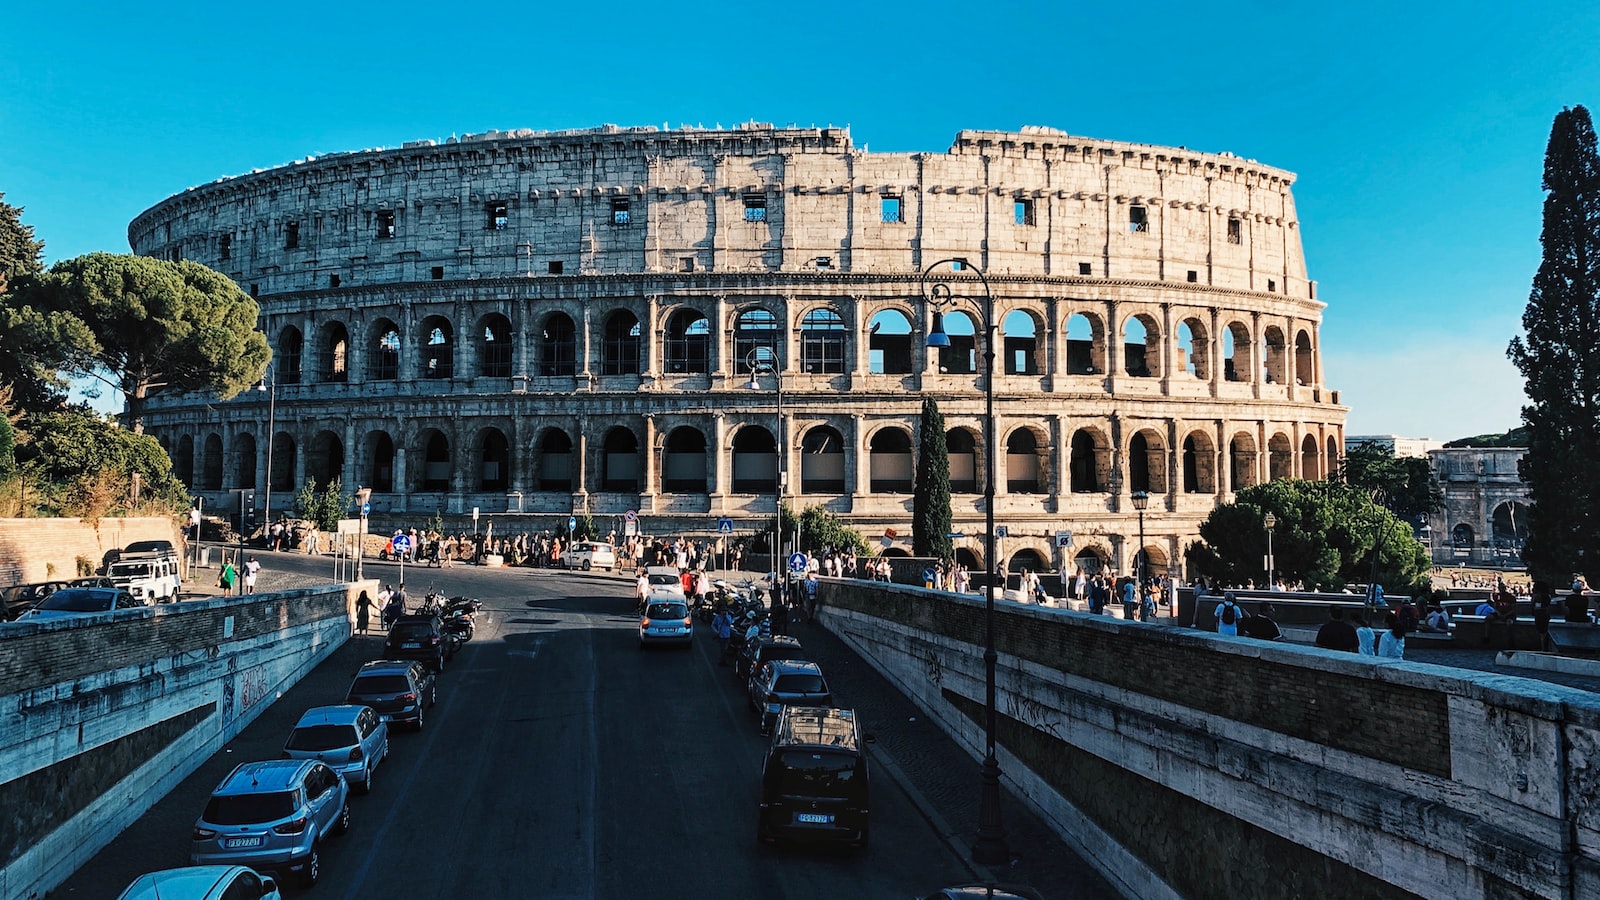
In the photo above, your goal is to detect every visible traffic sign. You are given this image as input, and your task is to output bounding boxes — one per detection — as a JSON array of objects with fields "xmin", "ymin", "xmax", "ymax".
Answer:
[
  {"xmin": 717, "ymin": 517, "xmax": 734, "ymax": 535},
  {"xmin": 995, "ymin": 526, "xmax": 1009, "ymax": 539},
  {"xmin": 361, "ymin": 501, "xmax": 371, "ymax": 517},
  {"xmin": 391, "ymin": 534, "xmax": 412, "ymax": 554},
  {"xmin": 788, "ymin": 552, "xmax": 809, "ymax": 574},
  {"xmin": 567, "ymin": 516, "xmax": 577, "ymax": 533},
  {"xmin": 946, "ymin": 532, "xmax": 964, "ymax": 540},
  {"xmin": 1055, "ymin": 530, "xmax": 1073, "ymax": 548},
  {"xmin": 472, "ymin": 507, "xmax": 480, "ymax": 522},
  {"xmin": 624, "ymin": 509, "xmax": 638, "ymax": 523}
]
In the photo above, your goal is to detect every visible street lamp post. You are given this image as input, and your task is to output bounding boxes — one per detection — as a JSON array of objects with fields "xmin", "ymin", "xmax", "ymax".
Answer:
[
  {"xmin": 1264, "ymin": 511, "xmax": 1277, "ymax": 589},
  {"xmin": 1131, "ymin": 490, "xmax": 1150, "ymax": 589},
  {"xmin": 745, "ymin": 348, "xmax": 785, "ymax": 587},
  {"xmin": 922, "ymin": 257, "xmax": 1009, "ymax": 867}
]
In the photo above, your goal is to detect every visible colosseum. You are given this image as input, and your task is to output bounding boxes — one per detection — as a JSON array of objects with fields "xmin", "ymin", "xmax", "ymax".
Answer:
[{"xmin": 129, "ymin": 122, "xmax": 1347, "ymax": 577}]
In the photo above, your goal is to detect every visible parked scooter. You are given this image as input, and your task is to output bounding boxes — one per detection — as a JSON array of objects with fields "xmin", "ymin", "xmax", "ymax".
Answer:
[{"xmin": 442, "ymin": 595, "xmax": 480, "ymax": 643}]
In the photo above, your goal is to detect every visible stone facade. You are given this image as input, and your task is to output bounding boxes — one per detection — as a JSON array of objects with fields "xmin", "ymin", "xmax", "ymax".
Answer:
[
  {"xmin": 128, "ymin": 123, "xmax": 1347, "ymax": 573},
  {"xmin": 1428, "ymin": 447, "xmax": 1530, "ymax": 565}
]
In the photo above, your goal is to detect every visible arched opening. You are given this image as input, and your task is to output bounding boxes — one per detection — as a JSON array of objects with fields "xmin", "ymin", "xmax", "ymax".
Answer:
[
  {"xmin": 1300, "ymin": 434, "xmax": 1320, "ymax": 480},
  {"xmin": 421, "ymin": 316, "xmax": 454, "ymax": 379},
  {"xmin": 1128, "ymin": 429, "xmax": 1168, "ymax": 494},
  {"xmin": 1008, "ymin": 549, "xmax": 1049, "ymax": 577},
  {"xmin": 540, "ymin": 313, "xmax": 577, "ymax": 376},
  {"xmin": 1492, "ymin": 502, "xmax": 1530, "ymax": 559},
  {"xmin": 1268, "ymin": 433, "xmax": 1293, "ymax": 481},
  {"xmin": 480, "ymin": 314, "xmax": 513, "ymax": 378},
  {"xmin": 1066, "ymin": 312, "xmax": 1103, "ymax": 375},
  {"xmin": 800, "ymin": 426, "xmax": 846, "ymax": 494},
  {"xmin": 478, "ymin": 428, "xmax": 510, "ymax": 491},
  {"xmin": 1451, "ymin": 523, "xmax": 1476, "ymax": 555},
  {"xmin": 1178, "ymin": 317, "xmax": 1210, "ymax": 380},
  {"xmin": 318, "ymin": 322, "xmax": 349, "ymax": 383},
  {"xmin": 602, "ymin": 428, "xmax": 640, "ymax": 492},
  {"xmin": 955, "ymin": 547, "xmax": 982, "ymax": 570},
  {"xmin": 419, "ymin": 431, "xmax": 451, "ymax": 492},
  {"xmin": 1295, "ymin": 330, "xmax": 1314, "ymax": 386},
  {"xmin": 734, "ymin": 308, "xmax": 779, "ymax": 373},
  {"xmin": 235, "ymin": 434, "xmax": 257, "ymax": 491},
  {"xmin": 947, "ymin": 428, "xmax": 979, "ymax": 494},
  {"xmin": 537, "ymin": 429, "xmax": 573, "ymax": 491},
  {"xmin": 1182, "ymin": 432, "xmax": 1216, "ymax": 493},
  {"xmin": 601, "ymin": 309, "xmax": 641, "ymax": 376},
  {"xmin": 937, "ymin": 311, "xmax": 977, "ymax": 375},
  {"xmin": 201, "ymin": 433, "xmax": 224, "ymax": 491},
  {"xmin": 732, "ymin": 425, "xmax": 778, "ymax": 493},
  {"xmin": 1326, "ymin": 436, "xmax": 1340, "ymax": 475},
  {"xmin": 1223, "ymin": 321, "xmax": 1252, "ymax": 382},
  {"xmin": 269, "ymin": 435, "xmax": 295, "ymax": 493},
  {"xmin": 867, "ymin": 428, "xmax": 914, "ymax": 493},
  {"xmin": 1002, "ymin": 310, "xmax": 1040, "ymax": 376},
  {"xmin": 308, "ymin": 431, "xmax": 344, "ymax": 487},
  {"xmin": 174, "ymin": 435, "xmax": 194, "ymax": 486},
  {"xmin": 1070, "ymin": 430, "xmax": 1102, "ymax": 492},
  {"xmin": 1229, "ymin": 433, "xmax": 1258, "ymax": 491},
  {"xmin": 278, "ymin": 327, "xmax": 303, "ymax": 385},
  {"xmin": 1262, "ymin": 325, "xmax": 1287, "ymax": 385},
  {"xmin": 1005, "ymin": 429, "xmax": 1042, "ymax": 493},
  {"xmin": 799, "ymin": 307, "xmax": 846, "ymax": 374},
  {"xmin": 662, "ymin": 427, "xmax": 708, "ymax": 493},
  {"xmin": 868, "ymin": 309, "xmax": 913, "ymax": 375},
  {"xmin": 1074, "ymin": 546, "xmax": 1108, "ymax": 575},
  {"xmin": 663, "ymin": 308, "xmax": 711, "ymax": 374},
  {"xmin": 1122, "ymin": 314, "xmax": 1159, "ymax": 378},
  {"xmin": 370, "ymin": 320, "xmax": 400, "ymax": 381},
  {"xmin": 366, "ymin": 432, "xmax": 395, "ymax": 493}
]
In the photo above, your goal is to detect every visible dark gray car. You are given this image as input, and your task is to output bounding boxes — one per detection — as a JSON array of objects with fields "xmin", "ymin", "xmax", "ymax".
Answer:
[{"xmin": 748, "ymin": 660, "xmax": 832, "ymax": 734}]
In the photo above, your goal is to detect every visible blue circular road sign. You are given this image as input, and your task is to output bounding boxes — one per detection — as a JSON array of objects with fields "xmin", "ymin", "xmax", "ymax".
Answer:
[
  {"xmin": 788, "ymin": 552, "xmax": 808, "ymax": 574},
  {"xmin": 391, "ymin": 534, "xmax": 412, "ymax": 554},
  {"xmin": 568, "ymin": 516, "xmax": 577, "ymax": 532}
]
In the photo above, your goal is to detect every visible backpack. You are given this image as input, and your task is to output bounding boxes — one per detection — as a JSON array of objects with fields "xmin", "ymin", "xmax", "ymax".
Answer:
[{"xmin": 1220, "ymin": 602, "xmax": 1237, "ymax": 625}]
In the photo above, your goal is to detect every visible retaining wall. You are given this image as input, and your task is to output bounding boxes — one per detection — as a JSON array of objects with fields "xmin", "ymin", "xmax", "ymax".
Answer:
[
  {"xmin": 0, "ymin": 581, "xmax": 372, "ymax": 900},
  {"xmin": 819, "ymin": 579, "xmax": 1600, "ymax": 900},
  {"xmin": 0, "ymin": 516, "xmax": 185, "ymax": 587}
]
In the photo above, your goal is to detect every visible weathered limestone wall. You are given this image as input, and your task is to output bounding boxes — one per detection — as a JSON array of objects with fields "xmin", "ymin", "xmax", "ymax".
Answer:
[
  {"xmin": 0, "ymin": 516, "xmax": 184, "ymax": 588},
  {"xmin": 820, "ymin": 579, "xmax": 1600, "ymax": 900},
  {"xmin": 0, "ymin": 582, "xmax": 371, "ymax": 900}
]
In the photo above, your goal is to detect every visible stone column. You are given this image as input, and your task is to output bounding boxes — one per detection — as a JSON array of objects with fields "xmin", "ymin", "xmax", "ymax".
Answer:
[
  {"xmin": 643, "ymin": 293, "xmax": 660, "ymax": 379},
  {"xmin": 1209, "ymin": 307, "xmax": 1223, "ymax": 397},
  {"xmin": 343, "ymin": 421, "xmax": 358, "ymax": 491},
  {"xmin": 712, "ymin": 412, "xmax": 728, "ymax": 507},
  {"xmin": 393, "ymin": 445, "xmax": 408, "ymax": 502},
  {"xmin": 642, "ymin": 414, "xmax": 658, "ymax": 510},
  {"xmin": 575, "ymin": 421, "xmax": 589, "ymax": 500},
  {"xmin": 1159, "ymin": 301, "xmax": 1175, "ymax": 392},
  {"xmin": 349, "ymin": 315, "xmax": 366, "ymax": 385},
  {"xmin": 849, "ymin": 413, "xmax": 866, "ymax": 506}
]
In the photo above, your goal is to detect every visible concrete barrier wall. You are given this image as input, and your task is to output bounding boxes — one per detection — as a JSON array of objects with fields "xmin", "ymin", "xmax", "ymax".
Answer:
[
  {"xmin": 0, "ymin": 516, "xmax": 185, "ymax": 587},
  {"xmin": 819, "ymin": 579, "xmax": 1600, "ymax": 900},
  {"xmin": 0, "ymin": 581, "xmax": 373, "ymax": 900}
]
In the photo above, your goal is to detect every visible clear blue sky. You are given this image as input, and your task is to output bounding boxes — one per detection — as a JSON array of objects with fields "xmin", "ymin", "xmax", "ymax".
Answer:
[{"xmin": 4, "ymin": 0, "xmax": 1596, "ymax": 441}]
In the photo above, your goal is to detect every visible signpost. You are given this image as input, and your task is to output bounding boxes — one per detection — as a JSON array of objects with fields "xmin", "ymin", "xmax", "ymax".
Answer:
[
  {"xmin": 391, "ymin": 532, "xmax": 412, "ymax": 585},
  {"xmin": 567, "ymin": 515, "xmax": 577, "ymax": 536},
  {"xmin": 788, "ymin": 552, "xmax": 809, "ymax": 575}
]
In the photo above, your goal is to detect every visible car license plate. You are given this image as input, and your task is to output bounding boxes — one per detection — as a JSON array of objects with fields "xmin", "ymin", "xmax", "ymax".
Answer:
[
  {"xmin": 224, "ymin": 836, "xmax": 263, "ymax": 848},
  {"xmin": 795, "ymin": 812, "xmax": 833, "ymax": 824},
  {"xmin": 402, "ymin": 642, "xmax": 420, "ymax": 649}
]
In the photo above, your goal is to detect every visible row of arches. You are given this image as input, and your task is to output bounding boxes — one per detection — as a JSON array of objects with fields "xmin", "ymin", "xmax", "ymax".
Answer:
[
  {"xmin": 268, "ymin": 301, "xmax": 1319, "ymax": 388},
  {"xmin": 169, "ymin": 420, "xmax": 1340, "ymax": 498}
]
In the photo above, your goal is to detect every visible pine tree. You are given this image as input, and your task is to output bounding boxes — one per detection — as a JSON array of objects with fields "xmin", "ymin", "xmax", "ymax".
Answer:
[
  {"xmin": 912, "ymin": 397, "xmax": 953, "ymax": 559},
  {"xmin": 1507, "ymin": 105, "xmax": 1600, "ymax": 587}
]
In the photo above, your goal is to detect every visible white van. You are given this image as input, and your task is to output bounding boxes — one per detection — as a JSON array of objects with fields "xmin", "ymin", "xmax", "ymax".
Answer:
[{"xmin": 108, "ymin": 550, "xmax": 183, "ymax": 602}]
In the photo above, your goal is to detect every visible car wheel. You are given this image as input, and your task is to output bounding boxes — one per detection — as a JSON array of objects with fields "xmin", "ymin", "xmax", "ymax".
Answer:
[
  {"xmin": 582, "ymin": 560, "xmax": 592, "ymax": 571},
  {"xmin": 299, "ymin": 845, "xmax": 320, "ymax": 888},
  {"xmin": 335, "ymin": 799, "xmax": 351, "ymax": 835},
  {"xmin": 359, "ymin": 762, "xmax": 374, "ymax": 795},
  {"xmin": 853, "ymin": 826, "xmax": 870, "ymax": 852}
]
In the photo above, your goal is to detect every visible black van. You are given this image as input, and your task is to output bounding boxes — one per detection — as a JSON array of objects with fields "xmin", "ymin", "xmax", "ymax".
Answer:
[{"xmin": 758, "ymin": 705, "xmax": 869, "ymax": 849}]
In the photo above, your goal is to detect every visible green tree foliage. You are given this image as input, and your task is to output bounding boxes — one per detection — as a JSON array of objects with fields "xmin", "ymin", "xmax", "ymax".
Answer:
[
  {"xmin": 912, "ymin": 398, "xmax": 953, "ymax": 560},
  {"xmin": 1184, "ymin": 480, "xmax": 1430, "ymax": 595},
  {"xmin": 14, "ymin": 253, "xmax": 270, "ymax": 431},
  {"xmin": 0, "ymin": 192, "xmax": 74, "ymax": 411},
  {"xmin": 1443, "ymin": 427, "xmax": 1530, "ymax": 448},
  {"xmin": 293, "ymin": 478, "xmax": 347, "ymax": 532},
  {"xmin": 1336, "ymin": 442, "xmax": 1443, "ymax": 524},
  {"xmin": 794, "ymin": 503, "xmax": 872, "ymax": 557},
  {"xmin": 0, "ymin": 192, "xmax": 44, "ymax": 292},
  {"xmin": 14, "ymin": 406, "xmax": 188, "ymax": 515},
  {"xmin": 577, "ymin": 511, "xmax": 597, "ymax": 541},
  {"xmin": 1507, "ymin": 105, "xmax": 1600, "ymax": 587}
]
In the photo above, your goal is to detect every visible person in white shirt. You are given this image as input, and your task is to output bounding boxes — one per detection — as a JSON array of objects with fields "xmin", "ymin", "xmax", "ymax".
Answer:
[
  {"xmin": 1377, "ymin": 612, "xmax": 1406, "ymax": 659},
  {"xmin": 1354, "ymin": 614, "xmax": 1376, "ymax": 656},
  {"xmin": 244, "ymin": 557, "xmax": 261, "ymax": 594}
]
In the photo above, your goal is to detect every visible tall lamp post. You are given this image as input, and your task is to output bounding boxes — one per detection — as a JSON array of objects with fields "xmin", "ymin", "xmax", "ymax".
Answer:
[
  {"xmin": 259, "ymin": 365, "xmax": 277, "ymax": 534},
  {"xmin": 745, "ymin": 348, "xmax": 785, "ymax": 585},
  {"xmin": 922, "ymin": 257, "xmax": 1009, "ymax": 866},
  {"xmin": 1263, "ymin": 511, "xmax": 1277, "ymax": 589},
  {"xmin": 1131, "ymin": 490, "xmax": 1150, "ymax": 587}
]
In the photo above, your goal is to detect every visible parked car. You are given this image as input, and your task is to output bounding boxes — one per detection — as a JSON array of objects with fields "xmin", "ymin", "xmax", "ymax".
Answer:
[
  {"xmin": 638, "ymin": 597, "xmax": 693, "ymax": 648},
  {"xmin": 19, "ymin": 586, "xmax": 142, "ymax": 619},
  {"xmin": 918, "ymin": 886, "xmax": 1046, "ymax": 900},
  {"xmin": 1, "ymin": 581, "xmax": 68, "ymax": 620},
  {"xmin": 107, "ymin": 549, "xmax": 182, "ymax": 602},
  {"xmin": 562, "ymin": 541, "xmax": 617, "ymax": 571},
  {"xmin": 736, "ymin": 634, "xmax": 806, "ymax": 681},
  {"xmin": 189, "ymin": 759, "xmax": 350, "ymax": 888},
  {"xmin": 757, "ymin": 705, "xmax": 869, "ymax": 849},
  {"xmin": 748, "ymin": 659, "xmax": 832, "ymax": 734},
  {"xmin": 344, "ymin": 660, "xmax": 437, "ymax": 731},
  {"xmin": 644, "ymin": 566, "xmax": 687, "ymax": 598},
  {"xmin": 283, "ymin": 705, "xmax": 389, "ymax": 794},
  {"xmin": 383, "ymin": 613, "xmax": 453, "ymax": 672},
  {"xmin": 117, "ymin": 865, "xmax": 280, "ymax": 900}
]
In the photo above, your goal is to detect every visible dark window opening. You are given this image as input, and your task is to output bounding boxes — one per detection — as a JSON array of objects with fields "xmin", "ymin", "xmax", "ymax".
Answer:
[
  {"xmin": 611, "ymin": 197, "xmax": 631, "ymax": 226},
  {"xmin": 372, "ymin": 328, "xmax": 400, "ymax": 380},
  {"xmin": 681, "ymin": 256, "xmax": 696, "ymax": 273},
  {"xmin": 1129, "ymin": 205, "xmax": 1148, "ymax": 233},
  {"xmin": 487, "ymin": 201, "xmax": 509, "ymax": 230},
  {"xmin": 168, "ymin": 246, "xmax": 182, "ymax": 262},
  {"xmin": 423, "ymin": 325, "xmax": 453, "ymax": 379},
  {"xmin": 799, "ymin": 308, "xmax": 846, "ymax": 374},
  {"xmin": 329, "ymin": 274, "xmax": 340, "ymax": 288},
  {"xmin": 1187, "ymin": 270, "xmax": 1198, "ymax": 283},
  {"xmin": 430, "ymin": 266, "xmax": 444, "ymax": 280},
  {"xmin": 743, "ymin": 195, "xmax": 767, "ymax": 223},
  {"xmin": 664, "ymin": 310, "xmax": 710, "ymax": 374},
  {"xmin": 548, "ymin": 261, "xmax": 564, "ymax": 275},
  {"xmin": 814, "ymin": 257, "xmax": 833, "ymax": 270},
  {"xmin": 601, "ymin": 312, "xmax": 641, "ymax": 376},
  {"xmin": 219, "ymin": 234, "xmax": 231, "ymax": 261},
  {"xmin": 377, "ymin": 210, "xmax": 395, "ymax": 239},
  {"xmin": 1267, "ymin": 279, "xmax": 1277, "ymax": 292},
  {"xmin": 540, "ymin": 315, "xmax": 577, "ymax": 377},
  {"xmin": 1079, "ymin": 262, "xmax": 1093, "ymax": 276},
  {"xmin": 285, "ymin": 222, "xmax": 299, "ymax": 250},
  {"xmin": 1227, "ymin": 218, "xmax": 1242, "ymax": 244},
  {"xmin": 481, "ymin": 320, "xmax": 512, "ymax": 377},
  {"xmin": 250, "ymin": 284, "xmax": 259, "ymax": 298},
  {"xmin": 1015, "ymin": 199, "xmax": 1035, "ymax": 226},
  {"xmin": 881, "ymin": 196, "xmax": 903, "ymax": 224}
]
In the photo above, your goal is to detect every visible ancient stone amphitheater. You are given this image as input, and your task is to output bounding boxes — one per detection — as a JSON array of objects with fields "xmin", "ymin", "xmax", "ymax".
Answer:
[{"xmin": 129, "ymin": 122, "xmax": 1347, "ymax": 577}]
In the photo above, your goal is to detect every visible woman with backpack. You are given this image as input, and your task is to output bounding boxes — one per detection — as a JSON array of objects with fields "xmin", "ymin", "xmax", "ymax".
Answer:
[{"xmin": 1215, "ymin": 592, "xmax": 1243, "ymax": 636}]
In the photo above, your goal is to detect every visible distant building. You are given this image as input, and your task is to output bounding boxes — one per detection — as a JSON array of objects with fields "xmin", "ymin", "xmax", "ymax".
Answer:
[
  {"xmin": 1425, "ymin": 447, "xmax": 1529, "ymax": 566},
  {"xmin": 1345, "ymin": 435, "xmax": 1443, "ymax": 459}
]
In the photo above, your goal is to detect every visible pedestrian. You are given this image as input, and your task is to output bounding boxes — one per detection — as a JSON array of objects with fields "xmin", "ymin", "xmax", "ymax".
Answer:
[
  {"xmin": 244, "ymin": 556, "xmax": 261, "ymax": 594},
  {"xmin": 771, "ymin": 593, "xmax": 789, "ymax": 636},
  {"xmin": 1121, "ymin": 576, "xmax": 1138, "ymax": 619},
  {"xmin": 1377, "ymin": 612, "xmax": 1406, "ymax": 659},
  {"xmin": 356, "ymin": 591, "xmax": 373, "ymax": 634},
  {"xmin": 1354, "ymin": 613, "xmax": 1376, "ymax": 656},
  {"xmin": 382, "ymin": 588, "xmax": 404, "ymax": 629},
  {"xmin": 1073, "ymin": 568, "xmax": 1087, "ymax": 602},
  {"xmin": 1422, "ymin": 603, "xmax": 1452, "ymax": 633},
  {"xmin": 218, "ymin": 557, "xmax": 238, "ymax": 595},
  {"xmin": 1531, "ymin": 581, "xmax": 1554, "ymax": 650},
  {"xmin": 1314, "ymin": 606, "xmax": 1360, "ymax": 652},
  {"xmin": 394, "ymin": 582, "xmax": 408, "ymax": 612},
  {"xmin": 1214, "ymin": 592, "xmax": 1243, "ymax": 636},
  {"xmin": 712, "ymin": 606, "xmax": 733, "ymax": 665}
]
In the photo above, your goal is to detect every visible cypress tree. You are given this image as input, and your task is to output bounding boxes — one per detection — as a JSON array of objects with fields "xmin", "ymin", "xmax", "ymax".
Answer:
[
  {"xmin": 912, "ymin": 397, "xmax": 953, "ymax": 559},
  {"xmin": 1507, "ymin": 105, "xmax": 1600, "ymax": 587}
]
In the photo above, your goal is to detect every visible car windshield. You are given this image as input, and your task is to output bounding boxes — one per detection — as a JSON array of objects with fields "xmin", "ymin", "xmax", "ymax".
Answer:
[
  {"xmin": 773, "ymin": 674, "xmax": 827, "ymax": 693},
  {"xmin": 771, "ymin": 751, "xmax": 859, "ymax": 797},
  {"xmin": 110, "ymin": 562, "xmax": 152, "ymax": 577},
  {"xmin": 286, "ymin": 724, "xmax": 359, "ymax": 751},
  {"xmin": 350, "ymin": 675, "xmax": 410, "ymax": 695},
  {"xmin": 648, "ymin": 574, "xmax": 679, "ymax": 587},
  {"xmin": 36, "ymin": 589, "xmax": 114, "ymax": 612},
  {"xmin": 204, "ymin": 791, "xmax": 299, "ymax": 825},
  {"xmin": 390, "ymin": 623, "xmax": 433, "ymax": 638},
  {"xmin": 646, "ymin": 603, "xmax": 687, "ymax": 618}
]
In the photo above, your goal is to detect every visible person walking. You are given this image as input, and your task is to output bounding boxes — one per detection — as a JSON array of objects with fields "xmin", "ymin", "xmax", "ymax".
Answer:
[
  {"xmin": 1214, "ymin": 592, "xmax": 1243, "ymax": 636},
  {"xmin": 244, "ymin": 556, "xmax": 261, "ymax": 594},
  {"xmin": 712, "ymin": 607, "xmax": 733, "ymax": 665},
  {"xmin": 218, "ymin": 557, "xmax": 238, "ymax": 595},
  {"xmin": 356, "ymin": 591, "xmax": 374, "ymax": 634}
]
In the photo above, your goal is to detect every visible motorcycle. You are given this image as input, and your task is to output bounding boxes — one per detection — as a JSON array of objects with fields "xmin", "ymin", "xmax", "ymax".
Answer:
[{"xmin": 442, "ymin": 596, "xmax": 480, "ymax": 642}]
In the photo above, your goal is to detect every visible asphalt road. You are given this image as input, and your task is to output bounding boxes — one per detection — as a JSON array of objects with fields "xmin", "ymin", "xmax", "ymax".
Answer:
[{"xmin": 49, "ymin": 552, "xmax": 1116, "ymax": 899}]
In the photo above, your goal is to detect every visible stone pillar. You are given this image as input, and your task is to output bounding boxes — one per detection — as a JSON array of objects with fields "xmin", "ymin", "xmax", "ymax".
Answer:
[
  {"xmin": 1209, "ymin": 307, "xmax": 1223, "ymax": 398},
  {"xmin": 713, "ymin": 294, "xmax": 729, "ymax": 379},
  {"xmin": 292, "ymin": 423, "xmax": 307, "ymax": 496},
  {"xmin": 1159, "ymin": 301, "xmax": 1175, "ymax": 392},
  {"xmin": 642, "ymin": 415, "xmax": 658, "ymax": 509},
  {"xmin": 348, "ymin": 316, "xmax": 366, "ymax": 385},
  {"xmin": 712, "ymin": 413, "xmax": 728, "ymax": 505},
  {"xmin": 1049, "ymin": 414, "xmax": 1065, "ymax": 505},
  {"xmin": 1215, "ymin": 420, "xmax": 1229, "ymax": 499},
  {"xmin": 1044, "ymin": 295, "xmax": 1062, "ymax": 392},
  {"xmin": 394, "ymin": 443, "xmax": 408, "ymax": 497},
  {"xmin": 575, "ymin": 421, "xmax": 589, "ymax": 499},
  {"xmin": 849, "ymin": 413, "xmax": 866, "ymax": 504},
  {"xmin": 343, "ymin": 422, "xmax": 358, "ymax": 491},
  {"xmin": 643, "ymin": 293, "xmax": 661, "ymax": 378},
  {"xmin": 579, "ymin": 304, "xmax": 594, "ymax": 379}
]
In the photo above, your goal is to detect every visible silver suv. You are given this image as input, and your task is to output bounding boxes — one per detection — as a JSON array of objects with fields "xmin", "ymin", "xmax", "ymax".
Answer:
[{"xmin": 190, "ymin": 759, "xmax": 350, "ymax": 888}]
